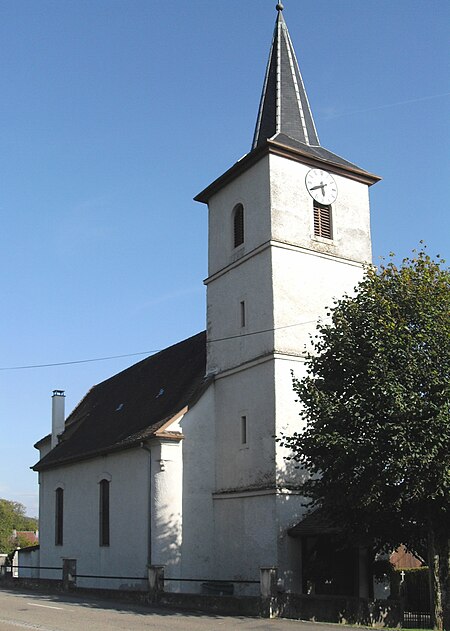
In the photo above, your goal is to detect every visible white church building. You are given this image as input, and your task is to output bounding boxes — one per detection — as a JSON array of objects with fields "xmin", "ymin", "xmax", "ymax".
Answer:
[{"xmin": 33, "ymin": 4, "xmax": 380, "ymax": 598}]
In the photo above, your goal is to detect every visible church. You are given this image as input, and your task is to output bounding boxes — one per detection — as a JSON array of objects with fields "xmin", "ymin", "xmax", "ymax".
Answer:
[{"xmin": 32, "ymin": 4, "xmax": 380, "ymax": 597}]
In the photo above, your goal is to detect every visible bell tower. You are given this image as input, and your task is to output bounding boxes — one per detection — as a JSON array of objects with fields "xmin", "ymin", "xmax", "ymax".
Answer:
[{"xmin": 195, "ymin": 4, "xmax": 380, "ymax": 590}]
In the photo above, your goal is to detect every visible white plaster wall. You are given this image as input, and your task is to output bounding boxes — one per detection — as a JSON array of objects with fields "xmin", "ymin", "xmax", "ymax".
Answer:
[
  {"xmin": 212, "ymin": 490, "xmax": 306, "ymax": 594},
  {"xmin": 214, "ymin": 360, "xmax": 275, "ymax": 492},
  {"xmin": 38, "ymin": 448, "xmax": 150, "ymax": 589},
  {"xmin": 269, "ymin": 154, "xmax": 372, "ymax": 263},
  {"xmin": 206, "ymin": 154, "xmax": 371, "ymax": 377},
  {"xmin": 211, "ymin": 357, "xmax": 311, "ymax": 593},
  {"xmin": 150, "ymin": 438, "xmax": 183, "ymax": 590},
  {"xmin": 149, "ymin": 387, "xmax": 215, "ymax": 593},
  {"xmin": 269, "ymin": 151, "xmax": 371, "ymax": 359},
  {"xmin": 18, "ymin": 547, "xmax": 40, "ymax": 578},
  {"xmin": 206, "ymin": 156, "xmax": 273, "ymax": 377},
  {"xmin": 207, "ymin": 154, "xmax": 371, "ymax": 280},
  {"xmin": 275, "ymin": 491, "xmax": 305, "ymax": 592},
  {"xmin": 206, "ymin": 248, "xmax": 274, "ymax": 374},
  {"xmin": 205, "ymin": 149, "xmax": 374, "ymax": 596},
  {"xmin": 273, "ymin": 356, "xmax": 309, "ymax": 484},
  {"xmin": 37, "ymin": 389, "xmax": 215, "ymax": 594},
  {"xmin": 178, "ymin": 385, "xmax": 215, "ymax": 591},
  {"xmin": 272, "ymin": 357, "xmax": 312, "ymax": 593},
  {"xmin": 272, "ymin": 246, "xmax": 366, "ymax": 356},
  {"xmin": 207, "ymin": 157, "xmax": 271, "ymax": 276},
  {"xmin": 212, "ymin": 492, "xmax": 277, "ymax": 592}
]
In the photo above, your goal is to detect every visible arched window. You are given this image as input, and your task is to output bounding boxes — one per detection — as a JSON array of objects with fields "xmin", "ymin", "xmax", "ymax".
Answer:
[
  {"xmin": 55, "ymin": 487, "xmax": 64, "ymax": 546},
  {"xmin": 233, "ymin": 204, "xmax": 244, "ymax": 248},
  {"xmin": 313, "ymin": 202, "xmax": 333, "ymax": 240},
  {"xmin": 99, "ymin": 479, "xmax": 110, "ymax": 546}
]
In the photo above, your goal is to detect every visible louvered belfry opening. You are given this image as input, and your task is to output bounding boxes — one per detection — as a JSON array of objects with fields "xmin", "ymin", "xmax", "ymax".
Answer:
[
  {"xmin": 233, "ymin": 203, "xmax": 244, "ymax": 247},
  {"xmin": 314, "ymin": 202, "xmax": 333, "ymax": 239}
]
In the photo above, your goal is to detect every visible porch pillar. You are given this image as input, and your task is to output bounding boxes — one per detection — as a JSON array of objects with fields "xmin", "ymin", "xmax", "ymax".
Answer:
[{"xmin": 358, "ymin": 547, "xmax": 370, "ymax": 598}]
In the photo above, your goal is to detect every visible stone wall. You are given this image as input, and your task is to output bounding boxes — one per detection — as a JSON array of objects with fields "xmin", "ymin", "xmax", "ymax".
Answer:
[{"xmin": 1, "ymin": 575, "xmax": 403, "ymax": 627}]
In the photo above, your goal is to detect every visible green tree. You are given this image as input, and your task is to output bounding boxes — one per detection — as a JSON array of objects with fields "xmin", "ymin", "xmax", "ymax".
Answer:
[
  {"xmin": 281, "ymin": 249, "xmax": 450, "ymax": 630},
  {"xmin": 0, "ymin": 499, "xmax": 38, "ymax": 554}
]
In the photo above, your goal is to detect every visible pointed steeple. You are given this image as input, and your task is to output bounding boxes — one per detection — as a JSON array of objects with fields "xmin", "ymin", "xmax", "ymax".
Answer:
[{"xmin": 252, "ymin": 3, "xmax": 320, "ymax": 150}]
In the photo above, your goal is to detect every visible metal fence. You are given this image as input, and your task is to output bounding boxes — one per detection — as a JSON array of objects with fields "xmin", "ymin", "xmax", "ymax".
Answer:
[
  {"xmin": 0, "ymin": 564, "xmax": 146, "ymax": 584},
  {"xmin": 0, "ymin": 564, "xmax": 62, "ymax": 576},
  {"xmin": 73, "ymin": 574, "xmax": 146, "ymax": 582},
  {"xmin": 403, "ymin": 610, "xmax": 432, "ymax": 629}
]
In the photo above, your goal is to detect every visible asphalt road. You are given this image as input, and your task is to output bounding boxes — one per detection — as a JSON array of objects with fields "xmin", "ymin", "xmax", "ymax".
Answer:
[{"xmin": 0, "ymin": 588, "xmax": 360, "ymax": 631}]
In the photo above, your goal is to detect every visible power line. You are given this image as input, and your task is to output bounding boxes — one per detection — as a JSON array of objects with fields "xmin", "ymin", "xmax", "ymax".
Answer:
[
  {"xmin": 0, "ymin": 350, "xmax": 159, "ymax": 372},
  {"xmin": 207, "ymin": 319, "xmax": 318, "ymax": 344},
  {"xmin": 0, "ymin": 319, "xmax": 319, "ymax": 372}
]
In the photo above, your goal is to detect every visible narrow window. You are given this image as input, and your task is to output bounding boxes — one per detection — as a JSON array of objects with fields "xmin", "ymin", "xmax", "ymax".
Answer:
[
  {"xmin": 233, "ymin": 204, "xmax": 244, "ymax": 248},
  {"xmin": 313, "ymin": 202, "xmax": 333, "ymax": 239},
  {"xmin": 55, "ymin": 488, "xmax": 64, "ymax": 546},
  {"xmin": 99, "ymin": 479, "xmax": 110, "ymax": 546},
  {"xmin": 240, "ymin": 300, "xmax": 246, "ymax": 328},
  {"xmin": 241, "ymin": 416, "xmax": 247, "ymax": 445}
]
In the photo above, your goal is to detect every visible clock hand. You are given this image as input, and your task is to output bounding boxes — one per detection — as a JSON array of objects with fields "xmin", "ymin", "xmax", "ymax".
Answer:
[{"xmin": 310, "ymin": 183, "xmax": 328, "ymax": 191}]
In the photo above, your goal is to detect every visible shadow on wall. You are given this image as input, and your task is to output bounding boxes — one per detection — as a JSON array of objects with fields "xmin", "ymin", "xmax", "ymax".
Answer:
[
  {"xmin": 153, "ymin": 501, "xmax": 181, "ymax": 578},
  {"xmin": 275, "ymin": 456, "xmax": 311, "ymax": 594}
]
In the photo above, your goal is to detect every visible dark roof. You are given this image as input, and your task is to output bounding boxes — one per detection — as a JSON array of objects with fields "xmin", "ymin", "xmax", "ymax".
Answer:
[
  {"xmin": 252, "ymin": 5, "xmax": 319, "ymax": 150},
  {"xmin": 17, "ymin": 544, "xmax": 40, "ymax": 553},
  {"xmin": 34, "ymin": 331, "xmax": 209, "ymax": 471},
  {"xmin": 270, "ymin": 133, "xmax": 364, "ymax": 171},
  {"xmin": 195, "ymin": 136, "xmax": 380, "ymax": 204},
  {"xmin": 288, "ymin": 509, "xmax": 340, "ymax": 538}
]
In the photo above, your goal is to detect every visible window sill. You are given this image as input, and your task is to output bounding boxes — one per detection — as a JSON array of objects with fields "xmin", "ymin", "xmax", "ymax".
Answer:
[
  {"xmin": 231, "ymin": 246, "xmax": 245, "ymax": 262},
  {"xmin": 312, "ymin": 235, "xmax": 334, "ymax": 245}
]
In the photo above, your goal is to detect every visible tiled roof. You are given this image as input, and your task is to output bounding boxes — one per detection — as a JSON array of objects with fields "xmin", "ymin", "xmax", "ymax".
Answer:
[
  {"xmin": 34, "ymin": 331, "xmax": 209, "ymax": 471},
  {"xmin": 13, "ymin": 531, "xmax": 39, "ymax": 545}
]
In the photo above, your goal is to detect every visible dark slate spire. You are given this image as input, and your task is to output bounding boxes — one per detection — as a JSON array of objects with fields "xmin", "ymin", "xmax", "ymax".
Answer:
[{"xmin": 252, "ymin": 3, "xmax": 320, "ymax": 150}]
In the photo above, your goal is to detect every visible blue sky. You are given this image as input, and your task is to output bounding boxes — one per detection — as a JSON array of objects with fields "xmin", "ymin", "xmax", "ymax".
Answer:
[{"xmin": 0, "ymin": 0, "xmax": 449, "ymax": 517}]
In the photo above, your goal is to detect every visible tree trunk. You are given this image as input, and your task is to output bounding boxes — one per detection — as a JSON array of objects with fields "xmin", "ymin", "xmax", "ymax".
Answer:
[{"xmin": 428, "ymin": 526, "xmax": 450, "ymax": 630}]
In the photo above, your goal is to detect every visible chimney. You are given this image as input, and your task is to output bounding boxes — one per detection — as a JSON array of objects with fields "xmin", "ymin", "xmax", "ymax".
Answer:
[{"xmin": 51, "ymin": 390, "xmax": 65, "ymax": 449}]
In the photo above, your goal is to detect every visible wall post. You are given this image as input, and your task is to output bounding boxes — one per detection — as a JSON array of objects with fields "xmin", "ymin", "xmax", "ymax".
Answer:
[
  {"xmin": 148, "ymin": 565, "xmax": 164, "ymax": 603},
  {"xmin": 260, "ymin": 566, "xmax": 278, "ymax": 618},
  {"xmin": 62, "ymin": 559, "xmax": 76, "ymax": 591}
]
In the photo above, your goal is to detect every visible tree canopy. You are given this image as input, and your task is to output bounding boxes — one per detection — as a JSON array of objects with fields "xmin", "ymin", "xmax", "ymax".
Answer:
[
  {"xmin": 281, "ymin": 249, "xmax": 450, "ymax": 629},
  {"xmin": 0, "ymin": 499, "xmax": 38, "ymax": 554}
]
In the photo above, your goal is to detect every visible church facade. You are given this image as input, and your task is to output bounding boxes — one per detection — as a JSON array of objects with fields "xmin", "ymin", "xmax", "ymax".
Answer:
[{"xmin": 33, "ymin": 5, "xmax": 379, "ymax": 596}]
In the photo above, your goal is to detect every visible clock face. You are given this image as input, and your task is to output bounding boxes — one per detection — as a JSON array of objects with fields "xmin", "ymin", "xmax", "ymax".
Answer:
[{"xmin": 305, "ymin": 169, "xmax": 338, "ymax": 205}]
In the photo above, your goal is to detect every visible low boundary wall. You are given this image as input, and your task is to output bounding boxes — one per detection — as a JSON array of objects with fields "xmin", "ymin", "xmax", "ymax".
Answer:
[{"xmin": 0, "ymin": 567, "xmax": 403, "ymax": 626}]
